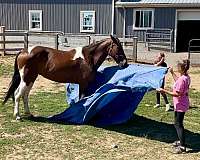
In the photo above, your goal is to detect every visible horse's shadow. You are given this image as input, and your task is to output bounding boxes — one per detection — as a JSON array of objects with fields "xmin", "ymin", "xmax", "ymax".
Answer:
[
  {"xmin": 102, "ymin": 114, "xmax": 200, "ymax": 153},
  {"xmin": 26, "ymin": 114, "xmax": 200, "ymax": 153}
]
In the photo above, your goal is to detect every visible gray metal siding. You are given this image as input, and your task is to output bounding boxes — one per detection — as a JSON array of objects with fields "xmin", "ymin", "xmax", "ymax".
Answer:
[
  {"xmin": 126, "ymin": 8, "xmax": 134, "ymax": 36},
  {"xmin": 114, "ymin": 8, "xmax": 124, "ymax": 37},
  {"xmin": 154, "ymin": 8, "xmax": 176, "ymax": 29},
  {"xmin": 0, "ymin": 0, "xmax": 112, "ymax": 34},
  {"xmin": 114, "ymin": 7, "xmax": 176, "ymax": 40},
  {"xmin": 117, "ymin": 0, "xmax": 200, "ymax": 4}
]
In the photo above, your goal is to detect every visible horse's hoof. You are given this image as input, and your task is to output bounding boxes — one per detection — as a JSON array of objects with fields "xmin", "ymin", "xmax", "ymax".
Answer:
[
  {"xmin": 13, "ymin": 113, "xmax": 21, "ymax": 121},
  {"xmin": 16, "ymin": 116, "xmax": 21, "ymax": 121}
]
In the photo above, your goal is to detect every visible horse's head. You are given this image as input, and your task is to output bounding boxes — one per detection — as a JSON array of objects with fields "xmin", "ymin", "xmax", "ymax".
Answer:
[{"xmin": 108, "ymin": 35, "xmax": 128, "ymax": 68}]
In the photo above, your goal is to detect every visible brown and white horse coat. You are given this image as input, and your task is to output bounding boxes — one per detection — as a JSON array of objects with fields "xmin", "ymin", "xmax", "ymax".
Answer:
[{"xmin": 3, "ymin": 35, "xmax": 127, "ymax": 120}]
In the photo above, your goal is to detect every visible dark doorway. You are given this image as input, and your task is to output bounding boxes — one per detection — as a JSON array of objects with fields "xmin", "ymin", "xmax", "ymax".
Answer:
[{"xmin": 176, "ymin": 20, "xmax": 200, "ymax": 52}]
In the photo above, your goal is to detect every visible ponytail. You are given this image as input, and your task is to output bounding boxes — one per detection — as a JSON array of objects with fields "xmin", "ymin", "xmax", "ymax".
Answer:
[{"xmin": 183, "ymin": 59, "xmax": 190, "ymax": 73}]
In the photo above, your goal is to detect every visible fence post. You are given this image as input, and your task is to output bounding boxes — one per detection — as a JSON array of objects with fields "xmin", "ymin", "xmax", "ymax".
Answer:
[
  {"xmin": 144, "ymin": 32, "xmax": 147, "ymax": 47},
  {"xmin": 24, "ymin": 32, "xmax": 28, "ymax": 50},
  {"xmin": 55, "ymin": 34, "xmax": 59, "ymax": 49},
  {"xmin": 88, "ymin": 35, "xmax": 91, "ymax": 45},
  {"xmin": 0, "ymin": 26, "xmax": 6, "ymax": 56},
  {"xmin": 170, "ymin": 29, "xmax": 173, "ymax": 53},
  {"xmin": 133, "ymin": 37, "xmax": 138, "ymax": 62}
]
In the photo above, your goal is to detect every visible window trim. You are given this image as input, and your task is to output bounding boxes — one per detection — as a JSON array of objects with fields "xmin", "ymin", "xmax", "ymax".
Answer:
[
  {"xmin": 80, "ymin": 10, "xmax": 95, "ymax": 33},
  {"xmin": 29, "ymin": 10, "xmax": 43, "ymax": 31},
  {"xmin": 133, "ymin": 9, "xmax": 154, "ymax": 30}
]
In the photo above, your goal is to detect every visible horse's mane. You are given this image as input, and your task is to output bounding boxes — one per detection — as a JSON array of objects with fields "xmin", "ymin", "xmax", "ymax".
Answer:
[{"xmin": 82, "ymin": 38, "xmax": 108, "ymax": 54}]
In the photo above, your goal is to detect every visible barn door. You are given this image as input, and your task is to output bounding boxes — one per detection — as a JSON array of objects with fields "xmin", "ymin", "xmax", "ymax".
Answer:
[{"xmin": 176, "ymin": 11, "xmax": 200, "ymax": 52}]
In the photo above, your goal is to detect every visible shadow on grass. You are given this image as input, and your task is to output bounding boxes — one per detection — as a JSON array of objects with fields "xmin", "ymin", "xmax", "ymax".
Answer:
[
  {"xmin": 26, "ymin": 114, "xmax": 200, "ymax": 153},
  {"xmin": 102, "ymin": 114, "xmax": 200, "ymax": 153}
]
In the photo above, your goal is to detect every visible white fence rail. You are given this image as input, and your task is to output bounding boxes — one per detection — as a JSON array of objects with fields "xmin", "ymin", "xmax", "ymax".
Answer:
[
  {"xmin": 0, "ymin": 27, "xmax": 138, "ymax": 62},
  {"xmin": 188, "ymin": 39, "xmax": 200, "ymax": 66}
]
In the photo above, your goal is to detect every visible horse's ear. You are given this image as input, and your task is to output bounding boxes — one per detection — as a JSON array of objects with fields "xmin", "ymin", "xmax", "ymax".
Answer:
[
  {"xmin": 110, "ymin": 35, "xmax": 114, "ymax": 40},
  {"xmin": 110, "ymin": 35, "xmax": 117, "ymax": 43}
]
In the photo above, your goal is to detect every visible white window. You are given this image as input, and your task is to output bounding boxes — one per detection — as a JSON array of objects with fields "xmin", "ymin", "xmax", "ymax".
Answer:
[
  {"xmin": 133, "ymin": 9, "xmax": 154, "ymax": 29},
  {"xmin": 29, "ymin": 10, "xmax": 42, "ymax": 31},
  {"xmin": 80, "ymin": 11, "xmax": 95, "ymax": 33}
]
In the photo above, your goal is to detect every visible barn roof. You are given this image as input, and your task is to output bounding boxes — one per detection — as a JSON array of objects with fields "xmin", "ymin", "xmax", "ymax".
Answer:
[{"xmin": 116, "ymin": 0, "xmax": 200, "ymax": 7}]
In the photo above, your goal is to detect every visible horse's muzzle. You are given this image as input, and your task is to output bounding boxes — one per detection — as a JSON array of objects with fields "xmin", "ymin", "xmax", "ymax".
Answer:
[{"xmin": 118, "ymin": 59, "xmax": 128, "ymax": 68}]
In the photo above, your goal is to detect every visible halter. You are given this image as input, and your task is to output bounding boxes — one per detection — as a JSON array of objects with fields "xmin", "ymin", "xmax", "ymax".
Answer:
[{"xmin": 107, "ymin": 40, "xmax": 121, "ymax": 60}]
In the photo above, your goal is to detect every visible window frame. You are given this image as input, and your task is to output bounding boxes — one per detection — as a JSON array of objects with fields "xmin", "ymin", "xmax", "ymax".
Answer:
[
  {"xmin": 29, "ymin": 10, "xmax": 43, "ymax": 31},
  {"xmin": 80, "ymin": 10, "xmax": 95, "ymax": 33},
  {"xmin": 133, "ymin": 9, "xmax": 154, "ymax": 30}
]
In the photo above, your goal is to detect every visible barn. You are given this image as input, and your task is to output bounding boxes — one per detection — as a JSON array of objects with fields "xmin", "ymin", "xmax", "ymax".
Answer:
[
  {"xmin": 0, "ymin": 0, "xmax": 114, "ymax": 35},
  {"xmin": 115, "ymin": 0, "xmax": 200, "ymax": 52},
  {"xmin": 1, "ymin": 0, "xmax": 200, "ymax": 52}
]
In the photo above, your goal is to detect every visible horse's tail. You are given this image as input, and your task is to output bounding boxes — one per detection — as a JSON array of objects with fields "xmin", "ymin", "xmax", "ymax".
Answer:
[{"xmin": 2, "ymin": 51, "xmax": 21, "ymax": 105}]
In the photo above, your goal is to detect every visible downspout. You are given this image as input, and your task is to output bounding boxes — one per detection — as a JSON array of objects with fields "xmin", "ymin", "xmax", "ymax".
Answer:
[
  {"xmin": 111, "ymin": 0, "xmax": 115, "ymax": 35},
  {"xmin": 123, "ymin": 7, "xmax": 126, "ymax": 39},
  {"xmin": 174, "ymin": 10, "xmax": 178, "ymax": 53}
]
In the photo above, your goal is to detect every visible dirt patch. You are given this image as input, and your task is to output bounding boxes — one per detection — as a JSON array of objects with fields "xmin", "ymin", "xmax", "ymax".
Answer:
[
  {"xmin": 0, "ymin": 56, "xmax": 65, "ymax": 99},
  {"xmin": 0, "ymin": 56, "xmax": 15, "ymax": 65},
  {"xmin": 165, "ymin": 68, "xmax": 200, "ymax": 91},
  {"xmin": 0, "ymin": 75, "xmax": 65, "ymax": 99}
]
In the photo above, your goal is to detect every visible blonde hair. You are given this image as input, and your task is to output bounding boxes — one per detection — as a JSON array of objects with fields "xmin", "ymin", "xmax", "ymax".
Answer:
[{"xmin": 177, "ymin": 59, "xmax": 190, "ymax": 75}]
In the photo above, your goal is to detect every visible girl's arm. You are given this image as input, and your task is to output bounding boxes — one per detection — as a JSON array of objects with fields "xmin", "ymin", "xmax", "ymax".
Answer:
[
  {"xmin": 169, "ymin": 67, "xmax": 178, "ymax": 81},
  {"xmin": 154, "ymin": 57, "xmax": 164, "ymax": 66},
  {"xmin": 157, "ymin": 88, "xmax": 182, "ymax": 97}
]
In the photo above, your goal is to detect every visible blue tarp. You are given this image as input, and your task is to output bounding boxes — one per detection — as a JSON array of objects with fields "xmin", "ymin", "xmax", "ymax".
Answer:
[{"xmin": 48, "ymin": 64, "xmax": 167, "ymax": 126}]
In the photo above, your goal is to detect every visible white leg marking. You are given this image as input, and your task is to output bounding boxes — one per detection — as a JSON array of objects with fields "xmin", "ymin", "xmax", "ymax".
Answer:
[
  {"xmin": 72, "ymin": 47, "xmax": 84, "ymax": 60},
  {"xmin": 14, "ymin": 81, "xmax": 26, "ymax": 120},
  {"xmin": 14, "ymin": 87, "xmax": 20, "ymax": 119},
  {"xmin": 13, "ymin": 67, "xmax": 27, "ymax": 120}
]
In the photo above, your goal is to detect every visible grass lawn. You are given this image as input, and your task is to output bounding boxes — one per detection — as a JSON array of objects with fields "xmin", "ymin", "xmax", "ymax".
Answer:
[
  {"xmin": 0, "ymin": 59, "xmax": 200, "ymax": 159},
  {"xmin": 0, "ymin": 89, "xmax": 200, "ymax": 160},
  {"xmin": 0, "ymin": 62, "xmax": 13, "ymax": 76}
]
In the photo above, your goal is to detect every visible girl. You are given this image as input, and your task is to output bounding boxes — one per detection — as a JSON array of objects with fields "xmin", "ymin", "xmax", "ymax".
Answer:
[
  {"xmin": 157, "ymin": 59, "xmax": 191, "ymax": 154},
  {"xmin": 154, "ymin": 53, "xmax": 171, "ymax": 111}
]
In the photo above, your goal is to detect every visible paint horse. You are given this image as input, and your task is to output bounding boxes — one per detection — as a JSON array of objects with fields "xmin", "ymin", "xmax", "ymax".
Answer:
[{"xmin": 3, "ymin": 35, "xmax": 128, "ymax": 120}]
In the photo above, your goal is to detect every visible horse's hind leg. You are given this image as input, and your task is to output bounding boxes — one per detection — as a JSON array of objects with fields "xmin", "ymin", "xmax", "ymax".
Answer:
[
  {"xmin": 13, "ymin": 66, "xmax": 36, "ymax": 120},
  {"xmin": 14, "ymin": 80, "xmax": 27, "ymax": 120}
]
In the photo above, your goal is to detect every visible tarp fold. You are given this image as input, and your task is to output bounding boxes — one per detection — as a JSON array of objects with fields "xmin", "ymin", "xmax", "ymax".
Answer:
[{"xmin": 48, "ymin": 64, "xmax": 167, "ymax": 126}]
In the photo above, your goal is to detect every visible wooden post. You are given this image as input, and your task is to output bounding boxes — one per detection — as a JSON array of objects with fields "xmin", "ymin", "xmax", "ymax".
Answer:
[
  {"xmin": 55, "ymin": 34, "xmax": 59, "ymax": 50},
  {"xmin": 170, "ymin": 29, "xmax": 174, "ymax": 53},
  {"xmin": 133, "ymin": 37, "xmax": 138, "ymax": 62},
  {"xmin": 88, "ymin": 35, "xmax": 91, "ymax": 45},
  {"xmin": 24, "ymin": 32, "xmax": 28, "ymax": 50},
  {"xmin": 0, "ymin": 26, "xmax": 6, "ymax": 56}
]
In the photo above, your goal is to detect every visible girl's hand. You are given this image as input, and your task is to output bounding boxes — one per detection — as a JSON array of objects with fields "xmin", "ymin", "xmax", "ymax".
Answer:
[
  {"xmin": 168, "ymin": 66, "xmax": 173, "ymax": 73},
  {"xmin": 156, "ymin": 88, "xmax": 165, "ymax": 93}
]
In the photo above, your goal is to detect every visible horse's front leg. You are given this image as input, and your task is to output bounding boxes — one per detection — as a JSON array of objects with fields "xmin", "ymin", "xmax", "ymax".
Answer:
[
  {"xmin": 79, "ymin": 92, "xmax": 85, "ymax": 100},
  {"xmin": 79, "ymin": 87, "xmax": 84, "ymax": 100},
  {"xmin": 79, "ymin": 83, "xmax": 88, "ymax": 100},
  {"xmin": 14, "ymin": 87, "xmax": 22, "ymax": 120}
]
